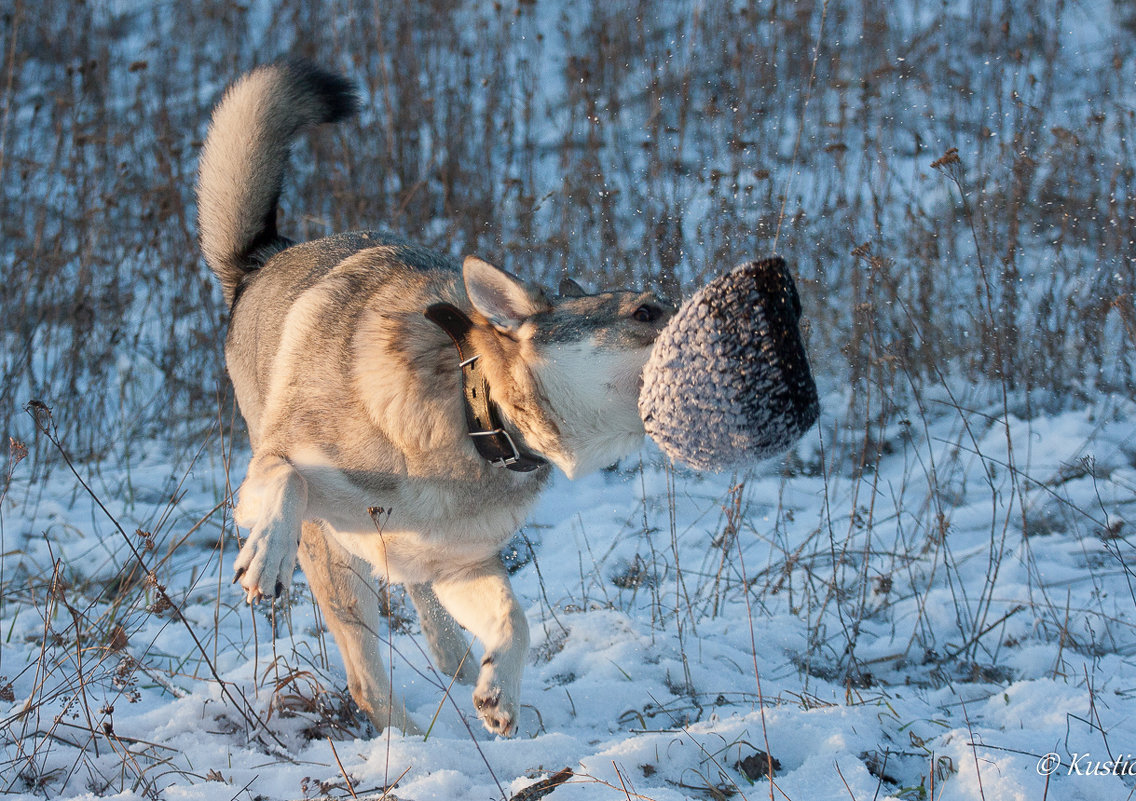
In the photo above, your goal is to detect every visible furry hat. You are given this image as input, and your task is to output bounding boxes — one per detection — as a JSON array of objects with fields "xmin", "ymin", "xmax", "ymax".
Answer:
[{"xmin": 639, "ymin": 257, "xmax": 819, "ymax": 471}]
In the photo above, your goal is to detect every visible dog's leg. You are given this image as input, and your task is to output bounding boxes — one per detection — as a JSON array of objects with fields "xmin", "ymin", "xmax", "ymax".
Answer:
[
  {"xmin": 297, "ymin": 522, "xmax": 421, "ymax": 735},
  {"xmin": 406, "ymin": 583, "xmax": 478, "ymax": 685},
  {"xmin": 232, "ymin": 454, "xmax": 307, "ymax": 603},
  {"xmin": 432, "ymin": 559, "xmax": 529, "ymax": 737}
]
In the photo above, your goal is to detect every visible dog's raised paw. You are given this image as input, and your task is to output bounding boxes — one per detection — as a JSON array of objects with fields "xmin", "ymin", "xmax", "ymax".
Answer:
[{"xmin": 232, "ymin": 524, "xmax": 298, "ymax": 605}]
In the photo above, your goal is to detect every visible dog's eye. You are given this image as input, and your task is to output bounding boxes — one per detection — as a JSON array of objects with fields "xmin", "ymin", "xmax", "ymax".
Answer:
[{"xmin": 633, "ymin": 304, "xmax": 660, "ymax": 323}]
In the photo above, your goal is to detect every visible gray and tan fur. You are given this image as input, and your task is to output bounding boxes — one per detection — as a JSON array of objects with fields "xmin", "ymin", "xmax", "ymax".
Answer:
[{"xmin": 196, "ymin": 60, "xmax": 674, "ymax": 736}]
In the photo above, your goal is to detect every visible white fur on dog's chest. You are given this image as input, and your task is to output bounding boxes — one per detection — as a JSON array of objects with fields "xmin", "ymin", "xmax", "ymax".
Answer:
[
  {"xmin": 287, "ymin": 444, "xmax": 541, "ymax": 584},
  {"xmin": 321, "ymin": 520, "xmax": 517, "ymax": 585}
]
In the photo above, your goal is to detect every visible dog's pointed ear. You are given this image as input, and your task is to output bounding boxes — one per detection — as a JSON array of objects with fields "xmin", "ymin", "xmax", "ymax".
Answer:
[
  {"xmin": 558, "ymin": 277, "xmax": 588, "ymax": 298},
  {"xmin": 463, "ymin": 256, "xmax": 549, "ymax": 331}
]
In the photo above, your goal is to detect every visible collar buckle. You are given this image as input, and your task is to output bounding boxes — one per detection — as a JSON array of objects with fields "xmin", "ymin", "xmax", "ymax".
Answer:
[
  {"xmin": 469, "ymin": 428, "xmax": 521, "ymax": 468},
  {"xmin": 425, "ymin": 302, "xmax": 547, "ymax": 474}
]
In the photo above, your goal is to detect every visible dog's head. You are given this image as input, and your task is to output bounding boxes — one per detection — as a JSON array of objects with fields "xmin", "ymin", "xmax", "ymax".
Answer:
[{"xmin": 463, "ymin": 256, "xmax": 675, "ymax": 479}]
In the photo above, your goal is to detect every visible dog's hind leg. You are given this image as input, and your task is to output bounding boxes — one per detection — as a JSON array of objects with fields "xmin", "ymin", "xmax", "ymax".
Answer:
[
  {"xmin": 297, "ymin": 521, "xmax": 421, "ymax": 735},
  {"xmin": 233, "ymin": 454, "xmax": 307, "ymax": 603},
  {"xmin": 432, "ymin": 559, "xmax": 530, "ymax": 737},
  {"xmin": 406, "ymin": 583, "xmax": 478, "ymax": 685}
]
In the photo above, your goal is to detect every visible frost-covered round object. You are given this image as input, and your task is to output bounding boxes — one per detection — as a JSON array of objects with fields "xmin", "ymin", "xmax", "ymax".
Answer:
[{"xmin": 639, "ymin": 257, "xmax": 819, "ymax": 471}]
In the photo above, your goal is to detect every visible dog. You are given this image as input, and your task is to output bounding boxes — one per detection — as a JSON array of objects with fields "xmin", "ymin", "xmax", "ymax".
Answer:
[{"xmin": 196, "ymin": 59, "xmax": 675, "ymax": 737}]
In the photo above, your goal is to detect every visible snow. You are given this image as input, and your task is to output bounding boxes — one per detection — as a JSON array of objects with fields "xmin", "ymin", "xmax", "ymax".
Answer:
[{"xmin": 2, "ymin": 390, "xmax": 1135, "ymax": 800}]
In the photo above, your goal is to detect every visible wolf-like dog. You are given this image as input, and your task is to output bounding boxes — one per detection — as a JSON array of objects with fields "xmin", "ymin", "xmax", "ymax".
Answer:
[{"xmin": 196, "ymin": 60, "xmax": 675, "ymax": 736}]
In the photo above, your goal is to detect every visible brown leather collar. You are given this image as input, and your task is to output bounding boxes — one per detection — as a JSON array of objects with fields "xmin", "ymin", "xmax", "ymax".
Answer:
[{"xmin": 424, "ymin": 303, "xmax": 546, "ymax": 473}]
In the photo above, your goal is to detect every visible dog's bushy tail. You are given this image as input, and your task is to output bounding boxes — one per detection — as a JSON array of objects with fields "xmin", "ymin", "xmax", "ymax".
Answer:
[{"xmin": 196, "ymin": 59, "xmax": 357, "ymax": 305}]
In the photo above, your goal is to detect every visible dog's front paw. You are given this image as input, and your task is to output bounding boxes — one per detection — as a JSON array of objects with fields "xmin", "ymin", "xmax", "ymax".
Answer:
[
  {"xmin": 232, "ymin": 456, "xmax": 307, "ymax": 604},
  {"xmin": 473, "ymin": 680, "xmax": 518, "ymax": 737},
  {"xmin": 232, "ymin": 524, "xmax": 298, "ymax": 604}
]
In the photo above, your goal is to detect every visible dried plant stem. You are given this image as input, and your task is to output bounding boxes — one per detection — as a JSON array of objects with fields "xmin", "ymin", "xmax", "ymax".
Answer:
[{"xmin": 24, "ymin": 401, "xmax": 278, "ymax": 747}]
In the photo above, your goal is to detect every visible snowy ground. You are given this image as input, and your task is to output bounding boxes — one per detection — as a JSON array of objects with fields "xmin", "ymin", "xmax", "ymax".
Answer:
[{"xmin": 2, "ymin": 387, "xmax": 1135, "ymax": 800}]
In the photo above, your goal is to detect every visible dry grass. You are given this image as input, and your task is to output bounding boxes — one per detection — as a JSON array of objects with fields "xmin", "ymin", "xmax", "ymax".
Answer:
[{"xmin": 1, "ymin": 0, "xmax": 1133, "ymax": 464}]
